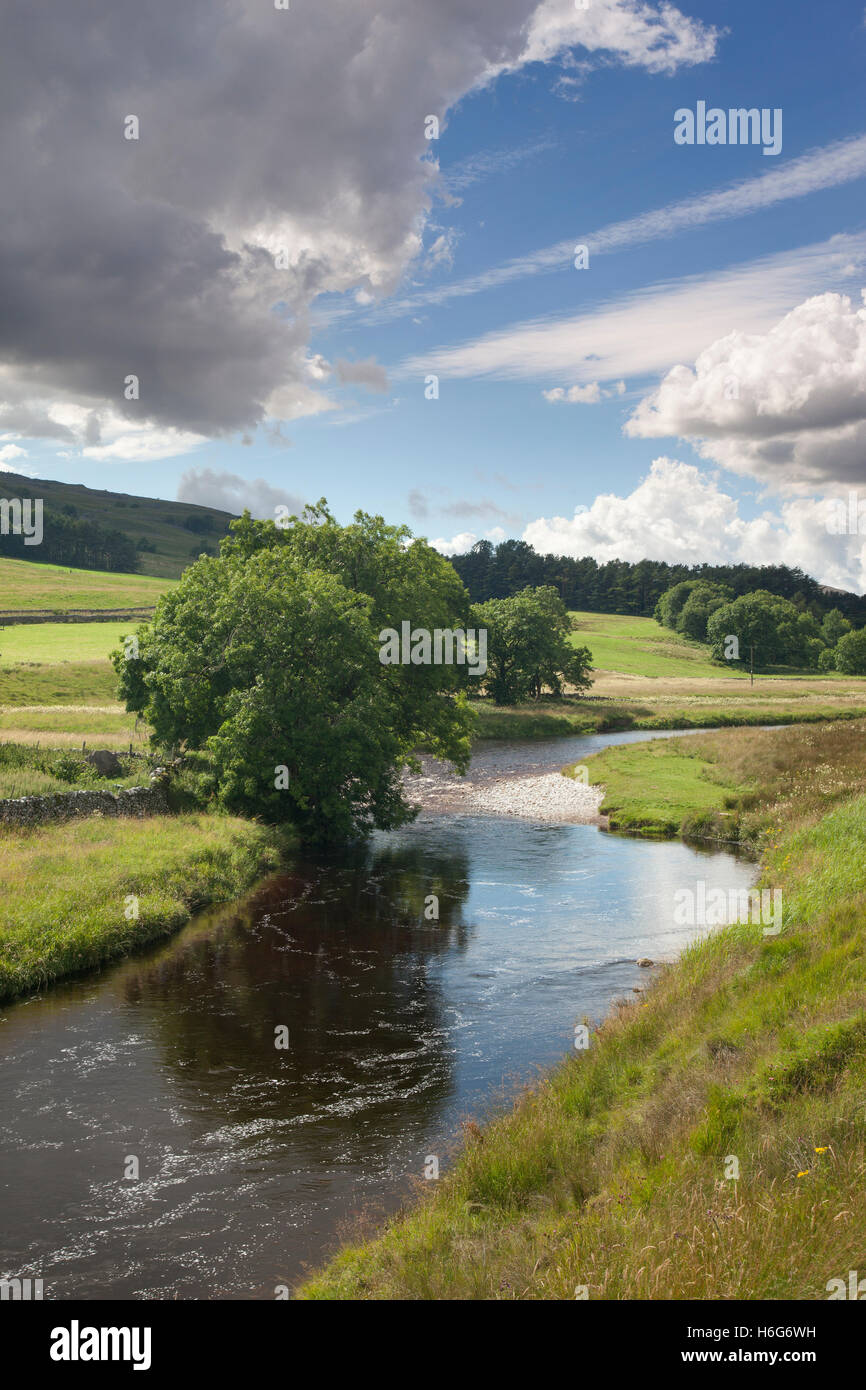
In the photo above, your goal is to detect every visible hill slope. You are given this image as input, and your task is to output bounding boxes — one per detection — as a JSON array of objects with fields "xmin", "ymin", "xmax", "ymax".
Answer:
[{"xmin": 0, "ymin": 471, "xmax": 237, "ymax": 578}]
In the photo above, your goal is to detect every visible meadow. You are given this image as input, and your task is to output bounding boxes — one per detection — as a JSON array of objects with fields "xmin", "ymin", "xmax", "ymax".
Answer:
[{"xmin": 0, "ymin": 555, "xmax": 172, "ymax": 611}]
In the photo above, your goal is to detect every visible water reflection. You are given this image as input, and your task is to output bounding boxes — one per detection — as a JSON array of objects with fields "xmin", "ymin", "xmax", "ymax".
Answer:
[{"xmin": 0, "ymin": 738, "xmax": 758, "ymax": 1301}]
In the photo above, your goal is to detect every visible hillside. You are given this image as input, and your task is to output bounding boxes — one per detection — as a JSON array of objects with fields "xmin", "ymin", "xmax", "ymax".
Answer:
[
  {"xmin": 0, "ymin": 556, "xmax": 173, "ymax": 612},
  {"xmin": 0, "ymin": 471, "xmax": 237, "ymax": 579}
]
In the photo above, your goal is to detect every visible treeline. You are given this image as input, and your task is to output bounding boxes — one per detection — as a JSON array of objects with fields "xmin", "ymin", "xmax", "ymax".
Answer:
[
  {"xmin": 0, "ymin": 508, "xmax": 140, "ymax": 572},
  {"xmin": 448, "ymin": 539, "xmax": 866, "ymax": 624}
]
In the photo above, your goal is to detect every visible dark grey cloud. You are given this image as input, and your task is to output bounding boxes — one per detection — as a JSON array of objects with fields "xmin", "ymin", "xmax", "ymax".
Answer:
[{"xmin": 0, "ymin": 0, "xmax": 717, "ymax": 443}]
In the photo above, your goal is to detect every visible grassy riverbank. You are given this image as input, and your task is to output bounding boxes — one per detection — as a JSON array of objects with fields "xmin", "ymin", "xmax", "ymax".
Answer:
[
  {"xmin": 299, "ymin": 721, "xmax": 866, "ymax": 1300},
  {"xmin": 575, "ymin": 718, "xmax": 866, "ymax": 842},
  {"xmin": 0, "ymin": 814, "xmax": 286, "ymax": 1003}
]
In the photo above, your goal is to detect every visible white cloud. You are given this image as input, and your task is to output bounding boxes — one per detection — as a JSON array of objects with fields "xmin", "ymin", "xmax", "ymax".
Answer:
[
  {"xmin": 627, "ymin": 290, "xmax": 866, "ymax": 491},
  {"xmin": 499, "ymin": 0, "xmax": 719, "ymax": 77},
  {"xmin": 402, "ymin": 232, "xmax": 866, "ymax": 387},
  {"xmin": 0, "ymin": 443, "xmax": 28, "ymax": 465},
  {"xmin": 522, "ymin": 457, "xmax": 866, "ymax": 593},
  {"xmin": 430, "ymin": 530, "xmax": 482, "ymax": 556},
  {"xmin": 544, "ymin": 380, "xmax": 626, "ymax": 403}
]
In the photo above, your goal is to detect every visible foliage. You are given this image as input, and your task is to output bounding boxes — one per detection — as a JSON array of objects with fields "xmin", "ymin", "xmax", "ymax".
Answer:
[
  {"xmin": 448, "ymin": 536, "xmax": 866, "ymax": 624},
  {"xmin": 706, "ymin": 590, "xmax": 823, "ymax": 669},
  {"xmin": 115, "ymin": 503, "xmax": 475, "ymax": 843},
  {"xmin": 835, "ymin": 626, "xmax": 866, "ymax": 675},
  {"xmin": 472, "ymin": 587, "xmax": 593, "ymax": 704}
]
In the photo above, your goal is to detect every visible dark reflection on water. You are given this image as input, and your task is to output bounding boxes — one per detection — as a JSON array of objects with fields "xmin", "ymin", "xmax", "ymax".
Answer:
[{"xmin": 0, "ymin": 737, "xmax": 757, "ymax": 1301}]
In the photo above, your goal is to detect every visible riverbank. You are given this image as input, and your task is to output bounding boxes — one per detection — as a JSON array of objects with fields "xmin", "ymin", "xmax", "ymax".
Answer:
[
  {"xmin": 299, "ymin": 721, "xmax": 866, "ymax": 1300},
  {"xmin": 575, "ymin": 717, "xmax": 866, "ymax": 844},
  {"xmin": 471, "ymin": 690, "xmax": 866, "ymax": 741},
  {"xmin": 0, "ymin": 814, "xmax": 287, "ymax": 1003}
]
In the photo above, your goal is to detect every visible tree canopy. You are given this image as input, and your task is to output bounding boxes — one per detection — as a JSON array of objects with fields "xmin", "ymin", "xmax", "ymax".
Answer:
[
  {"xmin": 472, "ymin": 586, "xmax": 593, "ymax": 705},
  {"xmin": 114, "ymin": 503, "xmax": 475, "ymax": 843}
]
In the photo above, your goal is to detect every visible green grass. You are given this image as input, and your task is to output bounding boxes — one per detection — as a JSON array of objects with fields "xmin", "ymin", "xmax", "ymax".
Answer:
[
  {"xmin": 0, "ymin": 814, "xmax": 287, "ymax": 1002},
  {"xmin": 567, "ymin": 733, "xmax": 745, "ymax": 836},
  {"xmin": 298, "ymin": 723, "xmax": 866, "ymax": 1300},
  {"xmin": 0, "ymin": 661, "xmax": 120, "ymax": 706},
  {"xmin": 0, "ymin": 744, "xmax": 147, "ymax": 799},
  {"xmin": 570, "ymin": 610, "xmax": 747, "ymax": 679},
  {"xmin": 576, "ymin": 718, "xmax": 866, "ymax": 843},
  {"xmin": 0, "ymin": 622, "xmax": 131, "ymax": 665},
  {"xmin": 1, "ymin": 470, "xmax": 235, "ymax": 579},
  {"xmin": 470, "ymin": 694, "xmax": 866, "ymax": 741},
  {"xmin": 569, "ymin": 610, "xmax": 839, "ymax": 681},
  {"xmin": 0, "ymin": 555, "xmax": 172, "ymax": 611}
]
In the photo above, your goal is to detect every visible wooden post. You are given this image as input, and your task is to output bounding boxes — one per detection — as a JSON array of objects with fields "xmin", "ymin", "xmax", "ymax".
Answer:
[{"xmin": 750, "ymin": 643, "xmax": 754, "ymax": 687}]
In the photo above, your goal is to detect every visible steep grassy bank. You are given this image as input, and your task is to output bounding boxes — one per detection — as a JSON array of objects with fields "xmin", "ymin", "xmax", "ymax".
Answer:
[
  {"xmin": 0, "ymin": 815, "xmax": 287, "ymax": 1002},
  {"xmin": 299, "ymin": 722, "xmax": 866, "ymax": 1300}
]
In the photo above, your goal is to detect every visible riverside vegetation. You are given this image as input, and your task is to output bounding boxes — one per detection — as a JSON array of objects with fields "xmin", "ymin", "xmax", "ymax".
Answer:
[
  {"xmin": 4, "ymin": 532, "xmax": 866, "ymax": 1298},
  {"xmin": 299, "ymin": 719, "xmax": 866, "ymax": 1299}
]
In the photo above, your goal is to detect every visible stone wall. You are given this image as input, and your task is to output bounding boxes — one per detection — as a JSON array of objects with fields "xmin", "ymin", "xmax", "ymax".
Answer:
[{"xmin": 0, "ymin": 784, "xmax": 169, "ymax": 827}]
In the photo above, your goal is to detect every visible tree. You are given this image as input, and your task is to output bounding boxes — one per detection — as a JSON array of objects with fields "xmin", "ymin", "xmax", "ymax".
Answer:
[
  {"xmin": 676, "ymin": 583, "xmax": 732, "ymax": 642},
  {"xmin": 707, "ymin": 591, "xmax": 822, "ymax": 671},
  {"xmin": 472, "ymin": 587, "xmax": 593, "ymax": 705},
  {"xmin": 835, "ymin": 627, "xmax": 866, "ymax": 675},
  {"xmin": 821, "ymin": 608, "xmax": 852, "ymax": 648},
  {"xmin": 114, "ymin": 504, "xmax": 474, "ymax": 843},
  {"xmin": 654, "ymin": 581, "xmax": 701, "ymax": 630}
]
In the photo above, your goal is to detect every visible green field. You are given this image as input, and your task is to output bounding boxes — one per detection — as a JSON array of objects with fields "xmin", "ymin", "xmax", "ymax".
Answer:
[
  {"xmin": 0, "ymin": 556, "xmax": 173, "ymax": 611},
  {"xmin": 0, "ymin": 621, "xmax": 132, "ymax": 665},
  {"xmin": 570, "ymin": 609, "xmax": 830, "ymax": 680}
]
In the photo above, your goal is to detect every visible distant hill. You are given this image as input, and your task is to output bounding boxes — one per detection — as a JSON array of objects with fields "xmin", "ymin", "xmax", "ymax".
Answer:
[{"xmin": 0, "ymin": 471, "xmax": 237, "ymax": 579}]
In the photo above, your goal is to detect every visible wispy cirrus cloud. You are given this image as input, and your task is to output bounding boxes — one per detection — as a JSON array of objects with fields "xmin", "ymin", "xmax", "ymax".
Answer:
[
  {"xmin": 401, "ymin": 232, "xmax": 866, "ymax": 387},
  {"xmin": 366, "ymin": 132, "xmax": 866, "ymax": 324}
]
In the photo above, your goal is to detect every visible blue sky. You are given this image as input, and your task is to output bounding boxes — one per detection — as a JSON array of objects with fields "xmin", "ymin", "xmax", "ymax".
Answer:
[{"xmin": 4, "ymin": 0, "xmax": 866, "ymax": 586}]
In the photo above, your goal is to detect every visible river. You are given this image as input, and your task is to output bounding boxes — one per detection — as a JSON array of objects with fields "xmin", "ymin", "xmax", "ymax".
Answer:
[{"xmin": 0, "ymin": 729, "xmax": 756, "ymax": 1299}]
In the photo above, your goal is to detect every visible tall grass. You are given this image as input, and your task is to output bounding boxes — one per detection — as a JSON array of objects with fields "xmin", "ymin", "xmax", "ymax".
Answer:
[{"xmin": 0, "ymin": 814, "xmax": 286, "ymax": 1002}]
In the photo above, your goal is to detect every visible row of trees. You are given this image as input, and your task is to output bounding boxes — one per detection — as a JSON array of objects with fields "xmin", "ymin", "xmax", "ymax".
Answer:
[
  {"xmin": 0, "ymin": 508, "xmax": 140, "ymax": 572},
  {"xmin": 655, "ymin": 580, "xmax": 866, "ymax": 672},
  {"xmin": 449, "ymin": 538, "xmax": 866, "ymax": 625}
]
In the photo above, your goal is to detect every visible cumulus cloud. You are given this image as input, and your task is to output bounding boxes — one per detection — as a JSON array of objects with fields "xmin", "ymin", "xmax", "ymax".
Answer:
[
  {"xmin": 430, "ymin": 529, "xmax": 498, "ymax": 556},
  {"xmin": 176, "ymin": 468, "xmax": 306, "ymax": 520},
  {"xmin": 503, "ymin": 0, "xmax": 719, "ymax": 75},
  {"xmin": 0, "ymin": 0, "xmax": 717, "ymax": 450},
  {"xmin": 544, "ymin": 381, "xmax": 626, "ymax": 403},
  {"xmin": 522, "ymin": 457, "xmax": 866, "ymax": 592},
  {"xmin": 626, "ymin": 291, "xmax": 866, "ymax": 493}
]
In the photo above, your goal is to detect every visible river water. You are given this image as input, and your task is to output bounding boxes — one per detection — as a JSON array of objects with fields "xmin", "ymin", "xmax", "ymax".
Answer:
[{"xmin": 0, "ymin": 730, "xmax": 756, "ymax": 1300}]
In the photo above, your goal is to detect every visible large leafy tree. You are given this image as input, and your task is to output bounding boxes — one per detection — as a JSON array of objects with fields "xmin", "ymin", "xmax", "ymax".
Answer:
[
  {"xmin": 835, "ymin": 627, "xmax": 866, "ymax": 675},
  {"xmin": 706, "ymin": 591, "xmax": 823, "ymax": 670},
  {"xmin": 472, "ymin": 586, "xmax": 593, "ymax": 705},
  {"xmin": 114, "ymin": 504, "xmax": 474, "ymax": 843}
]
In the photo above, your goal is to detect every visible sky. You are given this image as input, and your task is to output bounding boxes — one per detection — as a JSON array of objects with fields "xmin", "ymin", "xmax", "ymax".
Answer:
[{"xmin": 2, "ymin": 0, "xmax": 866, "ymax": 589}]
